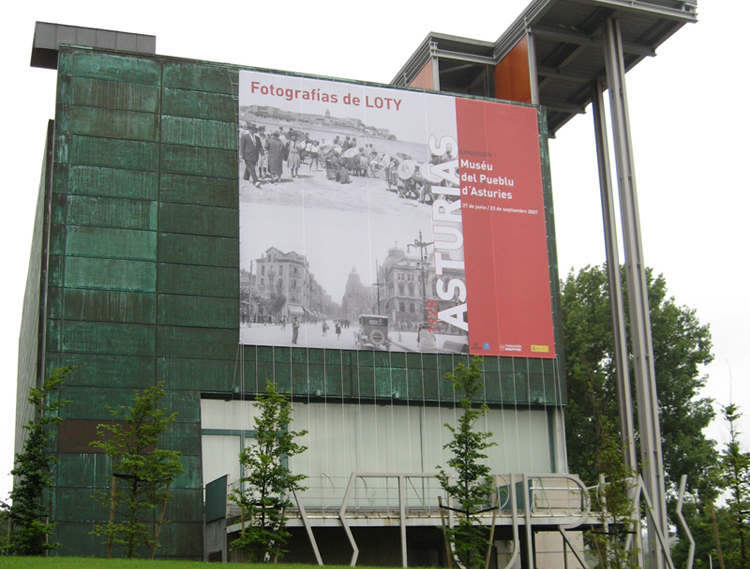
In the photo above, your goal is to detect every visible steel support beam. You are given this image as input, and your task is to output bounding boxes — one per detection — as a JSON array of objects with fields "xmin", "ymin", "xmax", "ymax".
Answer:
[
  {"xmin": 430, "ymin": 41, "xmax": 441, "ymax": 91},
  {"xmin": 676, "ymin": 475, "xmax": 696, "ymax": 569},
  {"xmin": 440, "ymin": 63, "xmax": 480, "ymax": 75},
  {"xmin": 502, "ymin": 474, "xmax": 521, "ymax": 569},
  {"xmin": 523, "ymin": 474, "xmax": 534, "ymax": 569},
  {"xmin": 592, "ymin": 77, "xmax": 643, "ymax": 568},
  {"xmin": 527, "ymin": 33, "xmax": 540, "ymax": 105},
  {"xmin": 602, "ymin": 17, "xmax": 668, "ymax": 569},
  {"xmin": 590, "ymin": 79, "xmax": 637, "ymax": 474},
  {"xmin": 529, "ymin": 25, "xmax": 656, "ymax": 57},
  {"xmin": 566, "ymin": 0, "xmax": 698, "ymax": 22},
  {"xmin": 399, "ymin": 475, "xmax": 408, "ymax": 568},
  {"xmin": 339, "ymin": 473, "xmax": 360, "ymax": 567},
  {"xmin": 432, "ymin": 48, "xmax": 495, "ymax": 66},
  {"xmin": 294, "ymin": 489, "xmax": 324, "ymax": 566},
  {"xmin": 538, "ymin": 64, "xmax": 596, "ymax": 83},
  {"xmin": 542, "ymin": 100, "xmax": 587, "ymax": 115}
]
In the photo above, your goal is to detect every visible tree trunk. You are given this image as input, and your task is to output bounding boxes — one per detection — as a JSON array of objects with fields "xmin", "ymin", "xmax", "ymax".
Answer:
[
  {"xmin": 107, "ymin": 476, "xmax": 117, "ymax": 558},
  {"xmin": 150, "ymin": 482, "xmax": 171, "ymax": 560},
  {"xmin": 709, "ymin": 500, "xmax": 725, "ymax": 569}
]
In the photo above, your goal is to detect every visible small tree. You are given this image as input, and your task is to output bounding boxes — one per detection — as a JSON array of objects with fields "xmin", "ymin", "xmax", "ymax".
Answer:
[
  {"xmin": 436, "ymin": 357, "xmax": 497, "ymax": 569},
  {"xmin": 588, "ymin": 422, "xmax": 638, "ymax": 569},
  {"xmin": 231, "ymin": 382, "xmax": 308, "ymax": 562},
  {"xmin": 90, "ymin": 382, "xmax": 184, "ymax": 559},
  {"xmin": 719, "ymin": 403, "xmax": 750, "ymax": 569},
  {"xmin": 5, "ymin": 366, "xmax": 73, "ymax": 555},
  {"xmin": 0, "ymin": 500, "xmax": 9, "ymax": 551}
]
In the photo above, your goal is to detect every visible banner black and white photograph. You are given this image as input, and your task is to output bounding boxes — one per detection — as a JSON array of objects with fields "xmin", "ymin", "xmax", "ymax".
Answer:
[{"xmin": 238, "ymin": 70, "xmax": 469, "ymax": 353}]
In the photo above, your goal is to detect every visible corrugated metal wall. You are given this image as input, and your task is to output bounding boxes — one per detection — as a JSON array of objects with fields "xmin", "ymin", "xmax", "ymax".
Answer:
[
  {"xmin": 33, "ymin": 45, "xmax": 566, "ymax": 559},
  {"xmin": 16, "ymin": 121, "xmax": 55, "ymax": 461}
]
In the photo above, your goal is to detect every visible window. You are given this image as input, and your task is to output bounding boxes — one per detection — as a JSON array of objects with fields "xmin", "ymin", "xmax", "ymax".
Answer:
[
  {"xmin": 261, "ymin": 266, "xmax": 265, "ymax": 275},
  {"xmin": 279, "ymin": 266, "xmax": 283, "ymax": 275}
]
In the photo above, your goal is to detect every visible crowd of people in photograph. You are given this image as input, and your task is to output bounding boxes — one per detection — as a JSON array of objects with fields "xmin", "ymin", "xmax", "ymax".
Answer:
[
  {"xmin": 239, "ymin": 122, "xmax": 457, "ymax": 204},
  {"xmin": 241, "ymin": 123, "xmax": 322, "ymax": 185}
]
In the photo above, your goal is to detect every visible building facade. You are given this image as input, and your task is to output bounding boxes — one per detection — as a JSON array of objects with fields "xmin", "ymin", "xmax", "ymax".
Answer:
[
  {"xmin": 18, "ymin": 1, "xmax": 702, "ymax": 560},
  {"xmin": 15, "ymin": 43, "xmax": 567, "ymax": 560},
  {"xmin": 18, "ymin": 3, "xmax": 699, "ymax": 563}
]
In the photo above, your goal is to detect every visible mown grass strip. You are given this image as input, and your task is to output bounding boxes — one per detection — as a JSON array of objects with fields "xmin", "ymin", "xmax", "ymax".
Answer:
[{"xmin": 0, "ymin": 559, "xmax": 375, "ymax": 569}]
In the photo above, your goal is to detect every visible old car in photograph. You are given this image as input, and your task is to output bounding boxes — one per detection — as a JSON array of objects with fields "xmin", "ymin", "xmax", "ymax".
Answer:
[{"xmin": 355, "ymin": 314, "xmax": 391, "ymax": 349}]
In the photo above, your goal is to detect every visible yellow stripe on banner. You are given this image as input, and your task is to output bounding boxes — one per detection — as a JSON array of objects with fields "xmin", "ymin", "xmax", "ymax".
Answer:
[{"xmin": 531, "ymin": 345, "xmax": 549, "ymax": 353}]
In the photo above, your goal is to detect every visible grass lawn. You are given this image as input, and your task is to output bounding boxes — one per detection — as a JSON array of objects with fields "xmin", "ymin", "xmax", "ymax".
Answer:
[{"xmin": 0, "ymin": 559, "xmax": 370, "ymax": 569}]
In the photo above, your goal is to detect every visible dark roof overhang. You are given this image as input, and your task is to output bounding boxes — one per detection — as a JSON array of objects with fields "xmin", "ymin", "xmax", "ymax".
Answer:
[
  {"xmin": 30, "ymin": 22, "xmax": 156, "ymax": 70},
  {"xmin": 391, "ymin": 0, "xmax": 698, "ymax": 136}
]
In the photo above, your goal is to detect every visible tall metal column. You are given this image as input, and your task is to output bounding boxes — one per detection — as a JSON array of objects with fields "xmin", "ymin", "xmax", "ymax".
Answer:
[
  {"xmin": 591, "ymin": 79, "xmax": 637, "ymax": 474},
  {"xmin": 591, "ymin": 77, "xmax": 643, "ymax": 567},
  {"xmin": 527, "ymin": 32, "xmax": 540, "ymax": 105},
  {"xmin": 430, "ymin": 41, "xmax": 441, "ymax": 91},
  {"xmin": 602, "ymin": 18, "xmax": 668, "ymax": 569}
]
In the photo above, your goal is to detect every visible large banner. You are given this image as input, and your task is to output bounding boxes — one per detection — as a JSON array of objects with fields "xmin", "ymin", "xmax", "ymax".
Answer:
[{"xmin": 238, "ymin": 70, "xmax": 555, "ymax": 358}]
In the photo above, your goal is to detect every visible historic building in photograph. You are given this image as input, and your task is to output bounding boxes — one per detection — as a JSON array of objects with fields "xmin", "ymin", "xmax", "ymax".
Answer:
[
  {"xmin": 379, "ymin": 245, "xmax": 426, "ymax": 330},
  {"xmin": 377, "ymin": 245, "xmax": 467, "ymax": 335},
  {"xmin": 253, "ymin": 247, "xmax": 327, "ymax": 323},
  {"xmin": 340, "ymin": 268, "xmax": 375, "ymax": 323}
]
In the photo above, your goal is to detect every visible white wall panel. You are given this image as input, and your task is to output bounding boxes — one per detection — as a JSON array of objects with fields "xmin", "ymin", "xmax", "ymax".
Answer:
[
  {"xmin": 202, "ymin": 435, "xmax": 241, "ymax": 490},
  {"xmin": 201, "ymin": 398, "xmax": 555, "ymax": 509}
]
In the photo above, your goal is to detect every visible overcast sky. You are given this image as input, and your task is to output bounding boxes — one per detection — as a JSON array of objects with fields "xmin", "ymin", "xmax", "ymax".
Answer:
[{"xmin": 1, "ymin": 1, "xmax": 746, "ymax": 501}]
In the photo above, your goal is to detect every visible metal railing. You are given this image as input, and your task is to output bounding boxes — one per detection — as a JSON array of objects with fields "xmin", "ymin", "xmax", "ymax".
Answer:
[
  {"xmin": 226, "ymin": 472, "xmax": 592, "ymax": 567},
  {"xmin": 224, "ymin": 471, "xmax": 695, "ymax": 569}
]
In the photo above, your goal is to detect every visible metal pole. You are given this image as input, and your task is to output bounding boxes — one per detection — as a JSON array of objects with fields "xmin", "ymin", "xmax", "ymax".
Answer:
[
  {"xmin": 505, "ymin": 474, "xmax": 521, "ymax": 569},
  {"xmin": 294, "ymin": 489, "xmax": 323, "ymax": 566},
  {"xmin": 399, "ymin": 475, "xmax": 408, "ymax": 568},
  {"xmin": 407, "ymin": 230, "xmax": 433, "ymax": 323},
  {"xmin": 430, "ymin": 41, "xmax": 441, "ymax": 91},
  {"xmin": 526, "ymin": 32, "xmax": 540, "ymax": 105},
  {"xmin": 602, "ymin": 17, "xmax": 668, "ymax": 569},
  {"xmin": 591, "ymin": 78, "xmax": 643, "ymax": 567},
  {"xmin": 590, "ymin": 79, "xmax": 637, "ymax": 474},
  {"xmin": 523, "ymin": 474, "xmax": 533, "ymax": 569},
  {"xmin": 676, "ymin": 475, "xmax": 695, "ymax": 569}
]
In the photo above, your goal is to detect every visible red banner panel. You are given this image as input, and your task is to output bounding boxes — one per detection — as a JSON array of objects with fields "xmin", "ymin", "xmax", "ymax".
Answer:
[{"xmin": 456, "ymin": 99, "xmax": 555, "ymax": 358}]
